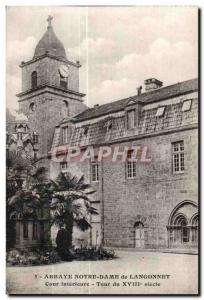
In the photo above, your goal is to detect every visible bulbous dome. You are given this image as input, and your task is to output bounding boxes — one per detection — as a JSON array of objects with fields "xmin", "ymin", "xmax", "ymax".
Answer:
[{"xmin": 33, "ymin": 16, "xmax": 67, "ymax": 60}]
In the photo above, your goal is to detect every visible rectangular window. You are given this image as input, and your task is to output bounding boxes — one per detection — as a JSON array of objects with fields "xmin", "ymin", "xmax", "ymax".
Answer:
[
  {"xmin": 62, "ymin": 126, "xmax": 69, "ymax": 144},
  {"xmin": 32, "ymin": 223, "xmax": 38, "ymax": 240},
  {"xmin": 33, "ymin": 134, "xmax": 38, "ymax": 144},
  {"xmin": 23, "ymin": 222, "xmax": 28, "ymax": 239},
  {"xmin": 127, "ymin": 150, "xmax": 136, "ymax": 178},
  {"xmin": 127, "ymin": 110, "xmax": 135, "ymax": 129},
  {"xmin": 17, "ymin": 132, "xmax": 23, "ymax": 140},
  {"xmin": 91, "ymin": 158, "xmax": 99, "ymax": 182},
  {"xmin": 172, "ymin": 141, "xmax": 184, "ymax": 173},
  {"xmin": 182, "ymin": 100, "xmax": 192, "ymax": 112}
]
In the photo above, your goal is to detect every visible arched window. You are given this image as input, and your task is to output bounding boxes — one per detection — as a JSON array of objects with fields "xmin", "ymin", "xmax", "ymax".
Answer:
[
  {"xmin": 31, "ymin": 71, "xmax": 37, "ymax": 89},
  {"xmin": 29, "ymin": 102, "xmax": 35, "ymax": 112},
  {"xmin": 174, "ymin": 216, "xmax": 189, "ymax": 243},
  {"xmin": 63, "ymin": 100, "xmax": 69, "ymax": 117},
  {"xmin": 191, "ymin": 215, "xmax": 198, "ymax": 244},
  {"xmin": 63, "ymin": 100, "xmax": 68, "ymax": 108}
]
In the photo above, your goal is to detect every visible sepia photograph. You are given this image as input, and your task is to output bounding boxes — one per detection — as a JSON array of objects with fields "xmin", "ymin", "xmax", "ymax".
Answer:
[{"xmin": 6, "ymin": 6, "xmax": 199, "ymax": 295}]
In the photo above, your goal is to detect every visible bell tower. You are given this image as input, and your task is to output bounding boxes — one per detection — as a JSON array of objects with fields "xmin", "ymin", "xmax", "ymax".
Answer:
[{"xmin": 17, "ymin": 16, "xmax": 86, "ymax": 157}]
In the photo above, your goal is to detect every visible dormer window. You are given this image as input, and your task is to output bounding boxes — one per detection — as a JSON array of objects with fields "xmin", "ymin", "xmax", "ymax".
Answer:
[
  {"xmin": 104, "ymin": 120, "xmax": 112, "ymax": 131},
  {"xmin": 62, "ymin": 126, "xmax": 69, "ymax": 144},
  {"xmin": 127, "ymin": 109, "xmax": 135, "ymax": 129},
  {"xmin": 82, "ymin": 126, "xmax": 89, "ymax": 136},
  {"xmin": 31, "ymin": 71, "xmax": 37, "ymax": 89},
  {"xmin": 182, "ymin": 100, "xmax": 192, "ymax": 112},
  {"xmin": 156, "ymin": 106, "xmax": 165, "ymax": 117}
]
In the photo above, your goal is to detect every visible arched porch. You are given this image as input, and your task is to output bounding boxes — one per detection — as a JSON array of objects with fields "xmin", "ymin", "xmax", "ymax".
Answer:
[{"xmin": 167, "ymin": 200, "xmax": 198, "ymax": 249}]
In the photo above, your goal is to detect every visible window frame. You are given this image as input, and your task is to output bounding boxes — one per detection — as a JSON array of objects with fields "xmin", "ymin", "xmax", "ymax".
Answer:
[
  {"xmin": 172, "ymin": 141, "xmax": 185, "ymax": 174},
  {"xmin": 91, "ymin": 158, "xmax": 99, "ymax": 182},
  {"xmin": 182, "ymin": 99, "xmax": 192, "ymax": 112},
  {"xmin": 32, "ymin": 222, "xmax": 38, "ymax": 240},
  {"xmin": 33, "ymin": 134, "xmax": 38, "ymax": 144},
  {"xmin": 126, "ymin": 150, "xmax": 137, "ymax": 179},
  {"xmin": 127, "ymin": 109, "xmax": 136, "ymax": 130},
  {"xmin": 156, "ymin": 106, "xmax": 166, "ymax": 117},
  {"xmin": 23, "ymin": 222, "xmax": 28, "ymax": 239},
  {"xmin": 31, "ymin": 71, "xmax": 37, "ymax": 89},
  {"xmin": 62, "ymin": 126, "xmax": 69, "ymax": 144},
  {"xmin": 17, "ymin": 132, "xmax": 23, "ymax": 140}
]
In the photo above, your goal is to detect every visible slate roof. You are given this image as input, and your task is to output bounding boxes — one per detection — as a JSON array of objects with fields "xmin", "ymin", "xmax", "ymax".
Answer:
[
  {"xmin": 70, "ymin": 98, "xmax": 198, "ymax": 147},
  {"xmin": 34, "ymin": 21, "xmax": 67, "ymax": 60},
  {"xmin": 73, "ymin": 78, "xmax": 198, "ymax": 122}
]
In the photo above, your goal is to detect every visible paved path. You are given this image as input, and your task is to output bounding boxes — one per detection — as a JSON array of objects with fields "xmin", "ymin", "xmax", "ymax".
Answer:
[{"xmin": 6, "ymin": 251, "xmax": 198, "ymax": 295}]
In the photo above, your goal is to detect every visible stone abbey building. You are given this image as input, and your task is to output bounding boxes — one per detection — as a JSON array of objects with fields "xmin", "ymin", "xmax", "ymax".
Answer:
[{"xmin": 9, "ymin": 16, "xmax": 198, "ymax": 251}]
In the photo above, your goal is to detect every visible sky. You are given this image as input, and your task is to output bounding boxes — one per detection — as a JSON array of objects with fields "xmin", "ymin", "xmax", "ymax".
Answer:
[{"xmin": 6, "ymin": 6, "xmax": 198, "ymax": 115}]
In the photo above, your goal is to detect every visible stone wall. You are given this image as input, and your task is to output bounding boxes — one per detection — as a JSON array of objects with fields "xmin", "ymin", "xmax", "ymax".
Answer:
[
  {"xmin": 49, "ymin": 124, "xmax": 198, "ymax": 249},
  {"xmin": 101, "ymin": 129, "xmax": 198, "ymax": 248},
  {"xmin": 21, "ymin": 56, "xmax": 80, "ymax": 92},
  {"xmin": 18, "ymin": 92, "xmax": 87, "ymax": 156}
]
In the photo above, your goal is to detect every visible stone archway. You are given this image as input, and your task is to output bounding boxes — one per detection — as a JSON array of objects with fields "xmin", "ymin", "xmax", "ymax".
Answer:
[
  {"xmin": 130, "ymin": 215, "xmax": 148, "ymax": 248},
  {"xmin": 167, "ymin": 200, "xmax": 198, "ymax": 248}
]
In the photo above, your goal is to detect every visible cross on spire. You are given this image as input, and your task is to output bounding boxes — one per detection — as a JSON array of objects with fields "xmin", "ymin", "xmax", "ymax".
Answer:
[{"xmin": 47, "ymin": 15, "xmax": 53, "ymax": 27}]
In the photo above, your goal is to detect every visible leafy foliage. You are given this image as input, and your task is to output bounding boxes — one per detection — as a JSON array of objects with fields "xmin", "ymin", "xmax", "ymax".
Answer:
[
  {"xmin": 7, "ymin": 151, "xmax": 98, "ymax": 252},
  {"xmin": 7, "ymin": 248, "xmax": 60, "ymax": 266},
  {"xmin": 50, "ymin": 172, "xmax": 97, "ymax": 233},
  {"xmin": 74, "ymin": 246, "xmax": 117, "ymax": 260}
]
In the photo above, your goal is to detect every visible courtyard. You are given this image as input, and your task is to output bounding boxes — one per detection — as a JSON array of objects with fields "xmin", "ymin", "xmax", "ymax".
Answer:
[{"xmin": 6, "ymin": 250, "xmax": 198, "ymax": 295}]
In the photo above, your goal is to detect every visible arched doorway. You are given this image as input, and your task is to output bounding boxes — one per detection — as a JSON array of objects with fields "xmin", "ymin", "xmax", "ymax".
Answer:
[
  {"xmin": 134, "ymin": 222, "xmax": 144, "ymax": 248},
  {"xmin": 167, "ymin": 200, "xmax": 198, "ymax": 248}
]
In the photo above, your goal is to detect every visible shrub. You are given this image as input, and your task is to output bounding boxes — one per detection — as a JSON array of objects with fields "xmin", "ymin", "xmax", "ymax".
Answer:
[
  {"xmin": 74, "ymin": 246, "xmax": 117, "ymax": 261},
  {"xmin": 7, "ymin": 246, "xmax": 117, "ymax": 266},
  {"xmin": 7, "ymin": 247, "xmax": 60, "ymax": 266}
]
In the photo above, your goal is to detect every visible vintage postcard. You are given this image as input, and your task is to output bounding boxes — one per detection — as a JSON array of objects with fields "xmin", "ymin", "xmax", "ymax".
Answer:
[{"xmin": 6, "ymin": 6, "xmax": 199, "ymax": 295}]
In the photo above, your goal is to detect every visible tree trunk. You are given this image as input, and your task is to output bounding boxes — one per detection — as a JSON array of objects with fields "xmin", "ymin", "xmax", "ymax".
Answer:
[{"xmin": 65, "ymin": 212, "xmax": 74, "ymax": 249}]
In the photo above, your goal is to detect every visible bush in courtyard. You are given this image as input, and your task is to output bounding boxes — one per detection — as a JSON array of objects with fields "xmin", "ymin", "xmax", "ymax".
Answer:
[
  {"xmin": 73, "ymin": 246, "xmax": 117, "ymax": 261},
  {"xmin": 7, "ymin": 247, "xmax": 61, "ymax": 266}
]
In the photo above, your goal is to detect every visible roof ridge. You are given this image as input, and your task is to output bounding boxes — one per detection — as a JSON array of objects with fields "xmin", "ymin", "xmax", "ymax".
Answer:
[
  {"xmin": 72, "ymin": 77, "xmax": 198, "ymax": 122},
  {"xmin": 83, "ymin": 77, "xmax": 198, "ymax": 111}
]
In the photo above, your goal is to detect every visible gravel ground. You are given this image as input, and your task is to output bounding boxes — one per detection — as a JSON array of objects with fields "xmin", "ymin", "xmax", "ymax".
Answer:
[{"xmin": 6, "ymin": 251, "xmax": 198, "ymax": 295}]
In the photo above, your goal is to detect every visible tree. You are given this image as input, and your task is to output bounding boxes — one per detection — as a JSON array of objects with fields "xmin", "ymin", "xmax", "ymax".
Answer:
[
  {"xmin": 49, "ymin": 172, "xmax": 97, "ymax": 251},
  {"xmin": 6, "ymin": 148, "xmax": 50, "ymax": 249}
]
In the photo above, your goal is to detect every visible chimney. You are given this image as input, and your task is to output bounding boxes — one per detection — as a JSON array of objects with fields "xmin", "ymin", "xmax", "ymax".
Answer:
[
  {"xmin": 136, "ymin": 86, "xmax": 142, "ymax": 96},
  {"xmin": 144, "ymin": 78, "xmax": 163, "ymax": 92}
]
